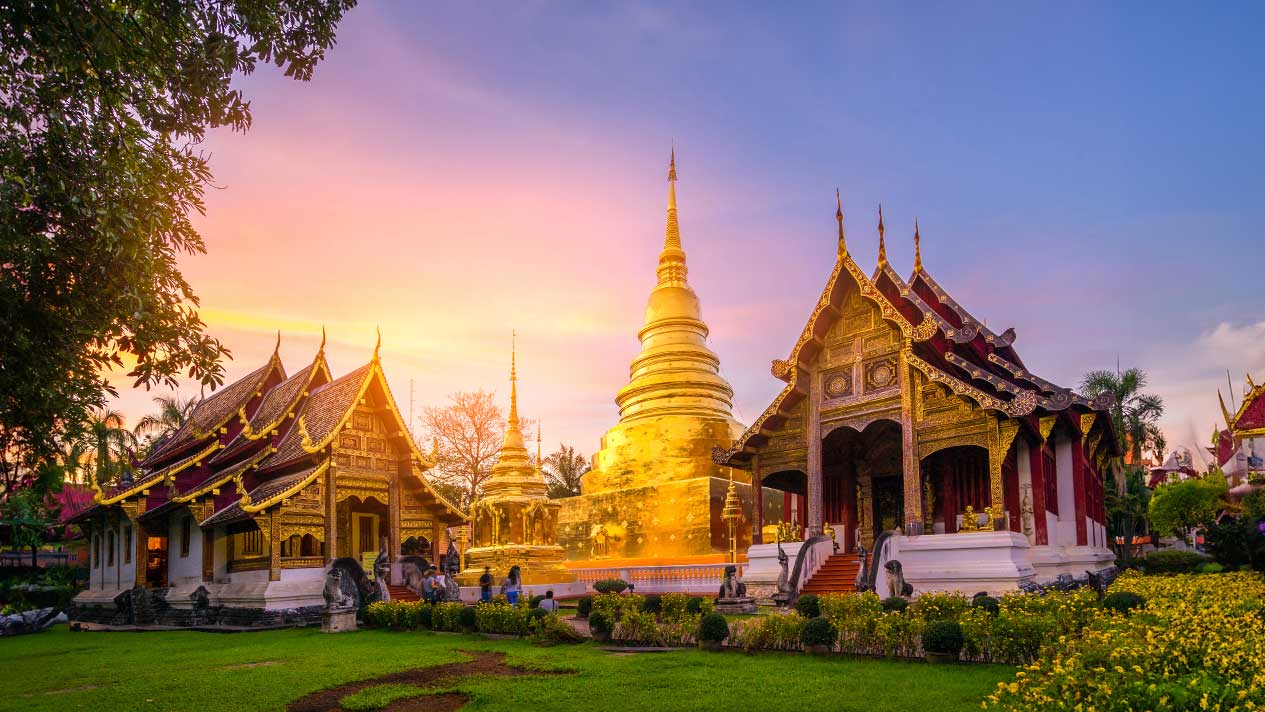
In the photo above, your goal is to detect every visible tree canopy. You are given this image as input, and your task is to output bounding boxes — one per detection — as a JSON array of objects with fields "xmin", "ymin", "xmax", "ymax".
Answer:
[
  {"xmin": 1081, "ymin": 367, "xmax": 1166, "ymax": 468},
  {"xmin": 1148, "ymin": 475, "xmax": 1226, "ymax": 543},
  {"xmin": 0, "ymin": 0, "xmax": 355, "ymax": 495},
  {"xmin": 543, "ymin": 444, "xmax": 589, "ymax": 499}
]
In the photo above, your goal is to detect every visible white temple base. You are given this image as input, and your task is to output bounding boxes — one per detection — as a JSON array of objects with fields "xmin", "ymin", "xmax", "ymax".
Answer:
[
  {"xmin": 889, "ymin": 531, "xmax": 1036, "ymax": 596},
  {"xmin": 1029, "ymin": 544, "xmax": 1116, "ymax": 581}
]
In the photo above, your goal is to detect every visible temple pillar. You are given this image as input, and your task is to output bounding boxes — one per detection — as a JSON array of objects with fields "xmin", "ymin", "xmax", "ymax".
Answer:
[
  {"xmin": 806, "ymin": 364, "xmax": 823, "ymax": 536},
  {"xmin": 389, "ymin": 462, "xmax": 402, "ymax": 557},
  {"xmin": 899, "ymin": 341, "xmax": 922, "ymax": 534},
  {"xmin": 267, "ymin": 509, "xmax": 281, "ymax": 582},
  {"xmin": 752, "ymin": 454, "xmax": 763, "ymax": 545},
  {"xmin": 1072, "ymin": 415, "xmax": 1092, "ymax": 547},
  {"xmin": 988, "ymin": 420, "xmax": 1019, "ymax": 529},
  {"xmin": 324, "ymin": 461, "xmax": 338, "ymax": 564},
  {"xmin": 857, "ymin": 465, "xmax": 874, "ymax": 550}
]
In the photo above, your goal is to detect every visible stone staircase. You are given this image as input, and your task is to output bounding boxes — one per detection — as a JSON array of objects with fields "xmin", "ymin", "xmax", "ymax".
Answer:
[
  {"xmin": 387, "ymin": 584, "xmax": 420, "ymax": 602},
  {"xmin": 801, "ymin": 553, "xmax": 861, "ymax": 595}
]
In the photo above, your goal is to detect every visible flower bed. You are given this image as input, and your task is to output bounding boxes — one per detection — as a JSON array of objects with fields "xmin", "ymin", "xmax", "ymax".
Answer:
[{"xmin": 986, "ymin": 572, "xmax": 1265, "ymax": 711}]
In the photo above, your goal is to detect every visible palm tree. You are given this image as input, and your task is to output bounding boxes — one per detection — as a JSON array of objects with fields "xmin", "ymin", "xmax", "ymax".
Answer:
[
  {"xmin": 1081, "ymin": 367, "xmax": 1167, "ymax": 468},
  {"xmin": 134, "ymin": 394, "xmax": 197, "ymax": 446},
  {"xmin": 78, "ymin": 409, "xmax": 138, "ymax": 487},
  {"xmin": 543, "ymin": 444, "xmax": 590, "ymax": 499}
]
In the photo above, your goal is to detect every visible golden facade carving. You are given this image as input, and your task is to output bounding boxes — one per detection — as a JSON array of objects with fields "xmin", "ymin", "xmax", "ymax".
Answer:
[{"xmin": 1039, "ymin": 415, "xmax": 1058, "ymax": 442}]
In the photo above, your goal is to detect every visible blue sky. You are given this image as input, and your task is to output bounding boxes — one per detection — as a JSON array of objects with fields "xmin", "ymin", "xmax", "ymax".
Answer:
[{"xmin": 114, "ymin": 1, "xmax": 1264, "ymax": 463}]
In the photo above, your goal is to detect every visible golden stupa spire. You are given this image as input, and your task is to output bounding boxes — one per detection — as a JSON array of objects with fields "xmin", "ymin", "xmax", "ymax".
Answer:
[
  {"xmin": 536, "ymin": 423, "xmax": 542, "ymax": 471},
  {"xmin": 913, "ymin": 219, "xmax": 923, "ymax": 273},
  {"xmin": 877, "ymin": 204, "xmax": 887, "ymax": 267},
  {"xmin": 508, "ymin": 330, "xmax": 519, "ymax": 428},
  {"xmin": 657, "ymin": 149, "xmax": 687, "ymax": 286},
  {"xmin": 836, "ymin": 189, "xmax": 846, "ymax": 255}
]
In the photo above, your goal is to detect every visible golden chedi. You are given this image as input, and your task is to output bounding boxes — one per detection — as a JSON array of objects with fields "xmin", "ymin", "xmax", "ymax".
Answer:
[
  {"xmin": 557, "ymin": 153, "xmax": 752, "ymax": 564},
  {"xmin": 458, "ymin": 338, "xmax": 575, "ymax": 586}
]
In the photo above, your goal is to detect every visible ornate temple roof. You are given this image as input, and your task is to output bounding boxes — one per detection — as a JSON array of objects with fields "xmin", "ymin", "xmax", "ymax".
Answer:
[
  {"xmin": 200, "ymin": 461, "xmax": 328, "ymax": 528},
  {"xmin": 142, "ymin": 349, "xmax": 285, "ymax": 468},
  {"xmin": 211, "ymin": 348, "xmax": 331, "ymax": 466},
  {"xmin": 716, "ymin": 198, "xmax": 1118, "ymax": 466}
]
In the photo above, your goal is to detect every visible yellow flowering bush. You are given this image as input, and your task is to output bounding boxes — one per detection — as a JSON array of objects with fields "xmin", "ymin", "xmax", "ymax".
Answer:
[
  {"xmin": 986, "ymin": 571, "xmax": 1265, "ymax": 711},
  {"xmin": 729, "ymin": 610, "xmax": 806, "ymax": 652}
]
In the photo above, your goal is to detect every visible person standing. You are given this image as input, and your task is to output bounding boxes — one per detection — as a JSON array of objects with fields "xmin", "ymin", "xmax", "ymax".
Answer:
[{"xmin": 478, "ymin": 567, "xmax": 493, "ymax": 603}]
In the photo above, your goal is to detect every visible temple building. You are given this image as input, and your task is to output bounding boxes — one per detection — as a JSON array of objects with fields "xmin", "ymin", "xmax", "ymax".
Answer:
[
  {"xmin": 70, "ymin": 334, "xmax": 465, "ymax": 626},
  {"xmin": 457, "ymin": 338, "xmax": 576, "ymax": 586},
  {"xmin": 716, "ymin": 198, "xmax": 1121, "ymax": 593},
  {"xmin": 556, "ymin": 153, "xmax": 753, "ymax": 564},
  {"xmin": 1216, "ymin": 375, "xmax": 1265, "ymax": 500}
]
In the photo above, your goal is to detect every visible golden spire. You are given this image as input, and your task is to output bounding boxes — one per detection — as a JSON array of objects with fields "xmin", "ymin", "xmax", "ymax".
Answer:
[
  {"xmin": 836, "ymin": 189, "xmax": 846, "ymax": 255},
  {"xmin": 536, "ymin": 423, "xmax": 542, "ymax": 472},
  {"xmin": 318, "ymin": 325, "xmax": 326, "ymax": 352},
  {"xmin": 273, "ymin": 330, "xmax": 281, "ymax": 356},
  {"xmin": 1219, "ymin": 389, "xmax": 1234, "ymax": 430},
  {"xmin": 508, "ymin": 330, "xmax": 519, "ymax": 428},
  {"xmin": 913, "ymin": 219, "xmax": 923, "ymax": 273},
  {"xmin": 657, "ymin": 149, "xmax": 687, "ymax": 285},
  {"xmin": 373, "ymin": 326, "xmax": 381, "ymax": 361},
  {"xmin": 877, "ymin": 204, "xmax": 887, "ymax": 267}
]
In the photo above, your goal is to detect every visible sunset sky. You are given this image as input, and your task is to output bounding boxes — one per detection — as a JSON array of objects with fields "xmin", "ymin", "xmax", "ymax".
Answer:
[{"xmin": 107, "ymin": 2, "xmax": 1264, "ymax": 467}]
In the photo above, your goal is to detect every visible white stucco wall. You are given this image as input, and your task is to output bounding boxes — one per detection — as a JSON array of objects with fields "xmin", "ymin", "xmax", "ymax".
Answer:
[{"xmin": 167, "ymin": 512, "xmax": 204, "ymax": 586}]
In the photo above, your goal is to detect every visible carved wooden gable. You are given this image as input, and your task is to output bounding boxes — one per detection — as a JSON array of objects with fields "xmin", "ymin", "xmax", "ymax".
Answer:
[
  {"xmin": 820, "ymin": 287, "xmax": 902, "ymax": 407},
  {"xmin": 332, "ymin": 403, "xmax": 401, "ymax": 476}
]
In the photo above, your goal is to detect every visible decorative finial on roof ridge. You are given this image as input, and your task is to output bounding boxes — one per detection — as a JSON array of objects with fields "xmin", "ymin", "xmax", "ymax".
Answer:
[
  {"xmin": 877, "ymin": 204, "xmax": 887, "ymax": 268},
  {"xmin": 913, "ymin": 219, "xmax": 923, "ymax": 273},
  {"xmin": 373, "ymin": 326, "xmax": 381, "ymax": 362},
  {"xmin": 318, "ymin": 325, "xmax": 326, "ymax": 352},
  {"xmin": 1219, "ymin": 389, "xmax": 1233, "ymax": 430},
  {"xmin": 536, "ymin": 421, "xmax": 542, "ymax": 472},
  {"xmin": 273, "ymin": 330, "xmax": 281, "ymax": 356},
  {"xmin": 836, "ymin": 189, "xmax": 846, "ymax": 255}
]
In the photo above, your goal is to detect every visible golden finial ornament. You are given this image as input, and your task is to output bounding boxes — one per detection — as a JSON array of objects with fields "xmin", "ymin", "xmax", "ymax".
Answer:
[
  {"xmin": 372, "ymin": 326, "xmax": 381, "ymax": 361},
  {"xmin": 273, "ymin": 330, "xmax": 281, "ymax": 356},
  {"xmin": 913, "ymin": 219, "xmax": 923, "ymax": 273},
  {"xmin": 508, "ymin": 330, "xmax": 519, "ymax": 427},
  {"xmin": 318, "ymin": 325, "xmax": 326, "ymax": 352},
  {"xmin": 536, "ymin": 422, "xmax": 542, "ymax": 472},
  {"xmin": 657, "ymin": 149, "xmax": 687, "ymax": 285},
  {"xmin": 877, "ymin": 204, "xmax": 887, "ymax": 267},
  {"xmin": 836, "ymin": 189, "xmax": 846, "ymax": 255}
]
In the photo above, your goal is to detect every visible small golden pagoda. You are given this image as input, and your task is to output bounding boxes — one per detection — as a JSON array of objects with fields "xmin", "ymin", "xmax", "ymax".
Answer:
[
  {"xmin": 557, "ymin": 152, "xmax": 752, "ymax": 563},
  {"xmin": 457, "ymin": 336, "xmax": 575, "ymax": 586}
]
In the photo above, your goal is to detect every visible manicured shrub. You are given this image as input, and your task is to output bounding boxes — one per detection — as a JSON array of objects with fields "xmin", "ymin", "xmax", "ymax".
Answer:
[
  {"xmin": 576, "ymin": 595, "xmax": 593, "ymax": 618},
  {"xmin": 529, "ymin": 612, "xmax": 585, "ymax": 644},
  {"xmin": 364, "ymin": 601, "xmax": 391, "ymax": 628},
  {"xmin": 432, "ymin": 602, "xmax": 464, "ymax": 631},
  {"xmin": 642, "ymin": 594, "xmax": 662, "ymax": 615},
  {"xmin": 588, "ymin": 610, "xmax": 614, "ymax": 636},
  {"xmin": 526, "ymin": 607, "xmax": 549, "ymax": 624},
  {"xmin": 660, "ymin": 593, "xmax": 689, "ymax": 621},
  {"xmin": 1197, "ymin": 561, "xmax": 1225, "ymax": 574},
  {"xmin": 800, "ymin": 617, "xmax": 836, "ymax": 648},
  {"xmin": 591, "ymin": 592, "xmax": 642, "ymax": 621},
  {"xmin": 970, "ymin": 595, "xmax": 1000, "ymax": 615},
  {"xmin": 528, "ymin": 594, "xmax": 545, "ymax": 609},
  {"xmin": 1140, "ymin": 549, "xmax": 1208, "ymax": 574},
  {"xmin": 909, "ymin": 592, "xmax": 970, "ymax": 622},
  {"xmin": 474, "ymin": 601, "xmax": 528, "ymax": 636},
  {"xmin": 796, "ymin": 593, "xmax": 820, "ymax": 618},
  {"xmin": 416, "ymin": 603, "xmax": 434, "ymax": 629},
  {"xmin": 459, "ymin": 604, "xmax": 477, "ymax": 629},
  {"xmin": 614, "ymin": 610, "xmax": 664, "ymax": 646},
  {"xmin": 922, "ymin": 620, "xmax": 964, "ymax": 656},
  {"xmin": 685, "ymin": 596, "xmax": 704, "ymax": 615},
  {"xmin": 593, "ymin": 578, "xmax": 629, "ymax": 594},
  {"xmin": 881, "ymin": 596, "xmax": 909, "ymax": 613},
  {"xmin": 1101, "ymin": 591, "xmax": 1145, "ymax": 615},
  {"xmin": 696, "ymin": 612, "xmax": 729, "ymax": 643}
]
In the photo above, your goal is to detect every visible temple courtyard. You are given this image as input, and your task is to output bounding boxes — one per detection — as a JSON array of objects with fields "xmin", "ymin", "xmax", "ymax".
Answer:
[{"xmin": 0, "ymin": 626, "xmax": 1009, "ymax": 712}]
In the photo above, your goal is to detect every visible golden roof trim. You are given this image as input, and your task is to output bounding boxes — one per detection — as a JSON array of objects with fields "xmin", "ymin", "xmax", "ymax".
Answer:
[{"xmin": 240, "ymin": 459, "xmax": 329, "ymax": 514}]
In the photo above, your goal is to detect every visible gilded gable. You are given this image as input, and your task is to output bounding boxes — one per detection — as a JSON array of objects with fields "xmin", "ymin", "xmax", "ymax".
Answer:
[{"xmin": 332, "ymin": 405, "xmax": 401, "ymax": 475}]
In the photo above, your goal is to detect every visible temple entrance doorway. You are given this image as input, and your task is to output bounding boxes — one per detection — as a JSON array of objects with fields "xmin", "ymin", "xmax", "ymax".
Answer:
[
  {"xmin": 146, "ymin": 534, "xmax": 168, "ymax": 588},
  {"xmin": 822, "ymin": 419, "xmax": 902, "ymax": 551},
  {"xmin": 871, "ymin": 476, "xmax": 904, "ymax": 533},
  {"xmin": 339, "ymin": 494, "xmax": 388, "ymax": 565},
  {"xmin": 923, "ymin": 445, "xmax": 990, "ymax": 533}
]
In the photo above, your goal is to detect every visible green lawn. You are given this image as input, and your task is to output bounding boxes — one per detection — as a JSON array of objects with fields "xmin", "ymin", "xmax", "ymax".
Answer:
[{"xmin": 0, "ymin": 626, "xmax": 1015, "ymax": 711}]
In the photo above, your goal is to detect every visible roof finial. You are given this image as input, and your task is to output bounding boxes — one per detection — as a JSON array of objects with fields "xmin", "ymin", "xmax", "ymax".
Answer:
[
  {"xmin": 913, "ymin": 219, "xmax": 923, "ymax": 273},
  {"xmin": 273, "ymin": 330, "xmax": 281, "ymax": 356},
  {"xmin": 876, "ymin": 204, "xmax": 887, "ymax": 267},
  {"xmin": 319, "ymin": 325, "xmax": 326, "ymax": 352},
  {"xmin": 508, "ymin": 330, "xmax": 519, "ymax": 427},
  {"xmin": 836, "ymin": 189, "xmax": 846, "ymax": 255},
  {"xmin": 536, "ymin": 422, "xmax": 542, "ymax": 471},
  {"xmin": 656, "ymin": 148, "xmax": 688, "ymax": 285},
  {"xmin": 1219, "ymin": 389, "xmax": 1233, "ymax": 430},
  {"xmin": 373, "ymin": 326, "xmax": 381, "ymax": 361}
]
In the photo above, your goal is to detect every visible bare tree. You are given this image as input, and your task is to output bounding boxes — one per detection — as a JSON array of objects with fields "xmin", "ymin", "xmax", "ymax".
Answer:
[
  {"xmin": 419, "ymin": 390, "xmax": 535, "ymax": 509},
  {"xmin": 543, "ymin": 444, "xmax": 590, "ymax": 499}
]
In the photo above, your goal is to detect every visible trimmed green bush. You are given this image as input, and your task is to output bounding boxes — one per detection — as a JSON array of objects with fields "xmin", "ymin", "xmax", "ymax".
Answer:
[
  {"xmin": 576, "ymin": 595, "xmax": 593, "ymax": 618},
  {"xmin": 1102, "ymin": 590, "xmax": 1145, "ymax": 615},
  {"xmin": 922, "ymin": 620, "xmax": 964, "ymax": 656},
  {"xmin": 593, "ymin": 579, "xmax": 629, "ymax": 594},
  {"xmin": 526, "ymin": 607, "xmax": 549, "ymax": 624},
  {"xmin": 459, "ymin": 604, "xmax": 476, "ymax": 629},
  {"xmin": 643, "ymin": 594, "xmax": 662, "ymax": 614},
  {"xmin": 970, "ymin": 595, "xmax": 1000, "ymax": 615},
  {"xmin": 800, "ymin": 616, "xmax": 836, "ymax": 647},
  {"xmin": 881, "ymin": 596, "xmax": 909, "ymax": 613},
  {"xmin": 528, "ymin": 594, "xmax": 545, "ymax": 609},
  {"xmin": 417, "ymin": 603, "xmax": 434, "ymax": 629},
  {"xmin": 685, "ymin": 596, "xmax": 704, "ymax": 615},
  {"xmin": 1141, "ymin": 549, "xmax": 1208, "ymax": 574},
  {"xmin": 1198, "ymin": 562, "xmax": 1226, "ymax": 574},
  {"xmin": 796, "ymin": 593, "xmax": 820, "ymax": 618},
  {"xmin": 697, "ymin": 612, "xmax": 729, "ymax": 643},
  {"xmin": 588, "ymin": 610, "xmax": 614, "ymax": 635}
]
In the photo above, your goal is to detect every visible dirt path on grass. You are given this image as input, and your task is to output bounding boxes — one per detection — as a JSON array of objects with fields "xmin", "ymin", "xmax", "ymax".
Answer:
[{"xmin": 286, "ymin": 650, "xmax": 560, "ymax": 712}]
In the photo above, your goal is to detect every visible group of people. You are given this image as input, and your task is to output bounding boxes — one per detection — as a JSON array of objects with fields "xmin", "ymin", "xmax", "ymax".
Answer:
[{"xmin": 474, "ymin": 565, "xmax": 556, "ymax": 611}]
